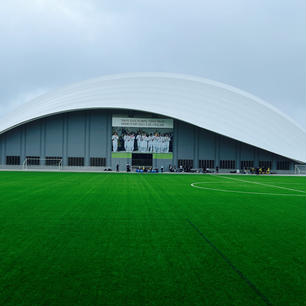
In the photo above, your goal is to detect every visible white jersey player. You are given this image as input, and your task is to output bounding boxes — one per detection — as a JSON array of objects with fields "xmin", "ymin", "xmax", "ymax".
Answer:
[
  {"xmin": 161, "ymin": 136, "xmax": 166, "ymax": 153},
  {"xmin": 157, "ymin": 136, "xmax": 162, "ymax": 153},
  {"xmin": 136, "ymin": 134, "xmax": 141, "ymax": 151},
  {"xmin": 124, "ymin": 134, "xmax": 128, "ymax": 152},
  {"xmin": 165, "ymin": 135, "xmax": 170, "ymax": 153},
  {"xmin": 139, "ymin": 135, "xmax": 144, "ymax": 152},
  {"xmin": 148, "ymin": 134, "xmax": 153, "ymax": 152},
  {"xmin": 143, "ymin": 134, "xmax": 149, "ymax": 152},
  {"xmin": 152, "ymin": 134, "xmax": 158, "ymax": 153},
  {"xmin": 126, "ymin": 135, "xmax": 131, "ymax": 152},
  {"xmin": 112, "ymin": 133, "xmax": 119, "ymax": 152},
  {"xmin": 129, "ymin": 134, "xmax": 135, "ymax": 152}
]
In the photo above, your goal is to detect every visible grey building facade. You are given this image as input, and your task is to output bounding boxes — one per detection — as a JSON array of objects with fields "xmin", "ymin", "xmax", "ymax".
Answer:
[{"xmin": 0, "ymin": 109, "xmax": 296, "ymax": 173}]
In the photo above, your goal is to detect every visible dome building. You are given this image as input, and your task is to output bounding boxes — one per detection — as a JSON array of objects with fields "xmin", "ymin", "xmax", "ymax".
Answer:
[{"xmin": 0, "ymin": 73, "xmax": 305, "ymax": 172}]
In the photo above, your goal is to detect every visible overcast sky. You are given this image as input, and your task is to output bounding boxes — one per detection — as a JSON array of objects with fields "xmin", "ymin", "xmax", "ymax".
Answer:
[{"xmin": 0, "ymin": 0, "xmax": 305, "ymax": 129}]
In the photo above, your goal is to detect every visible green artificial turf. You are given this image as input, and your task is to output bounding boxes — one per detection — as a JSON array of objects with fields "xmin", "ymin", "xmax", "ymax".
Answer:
[{"xmin": 0, "ymin": 172, "xmax": 305, "ymax": 306}]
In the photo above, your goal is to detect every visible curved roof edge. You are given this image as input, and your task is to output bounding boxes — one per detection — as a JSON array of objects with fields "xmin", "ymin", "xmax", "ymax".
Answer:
[{"xmin": 0, "ymin": 72, "xmax": 305, "ymax": 163}]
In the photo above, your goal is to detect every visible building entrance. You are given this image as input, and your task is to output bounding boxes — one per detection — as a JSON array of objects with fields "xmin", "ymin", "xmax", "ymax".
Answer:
[{"xmin": 132, "ymin": 153, "xmax": 153, "ymax": 167}]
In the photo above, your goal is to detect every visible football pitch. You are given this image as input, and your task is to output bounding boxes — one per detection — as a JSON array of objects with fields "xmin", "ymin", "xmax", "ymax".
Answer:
[{"xmin": 0, "ymin": 172, "xmax": 305, "ymax": 306}]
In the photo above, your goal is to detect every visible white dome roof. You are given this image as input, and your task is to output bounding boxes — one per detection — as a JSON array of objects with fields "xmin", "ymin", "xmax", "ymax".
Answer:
[{"xmin": 1, "ymin": 72, "xmax": 305, "ymax": 162}]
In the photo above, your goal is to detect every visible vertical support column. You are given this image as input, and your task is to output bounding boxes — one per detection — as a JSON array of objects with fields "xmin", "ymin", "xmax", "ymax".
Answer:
[
  {"xmin": 0, "ymin": 135, "xmax": 5, "ymax": 165},
  {"xmin": 151, "ymin": 153, "xmax": 156, "ymax": 169},
  {"xmin": 289, "ymin": 160, "xmax": 293, "ymax": 171},
  {"xmin": 85, "ymin": 111, "xmax": 91, "ymax": 167},
  {"xmin": 193, "ymin": 126, "xmax": 199, "ymax": 168},
  {"xmin": 86, "ymin": 112, "xmax": 92, "ymax": 165},
  {"xmin": 106, "ymin": 111, "xmax": 112, "ymax": 168},
  {"xmin": 21, "ymin": 126, "xmax": 26, "ymax": 164},
  {"xmin": 254, "ymin": 149, "xmax": 259, "ymax": 168},
  {"xmin": 4, "ymin": 135, "xmax": 7, "ymax": 165},
  {"xmin": 173, "ymin": 120, "xmax": 178, "ymax": 167},
  {"xmin": 62, "ymin": 114, "xmax": 68, "ymax": 166},
  {"xmin": 236, "ymin": 142, "xmax": 241, "ymax": 170},
  {"xmin": 272, "ymin": 157, "xmax": 277, "ymax": 171},
  {"xmin": 215, "ymin": 134, "xmax": 220, "ymax": 169},
  {"xmin": 40, "ymin": 119, "xmax": 46, "ymax": 164}
]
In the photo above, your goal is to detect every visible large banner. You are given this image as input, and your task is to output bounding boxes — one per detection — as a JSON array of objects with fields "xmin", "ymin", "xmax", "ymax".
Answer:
[
  {"xmin": 112, "ymin": 117, "xmax": 173, "ymax": 129},
  {"xmin": 112, "ymin": 116, "xmax": 173, "ymax": 153}
]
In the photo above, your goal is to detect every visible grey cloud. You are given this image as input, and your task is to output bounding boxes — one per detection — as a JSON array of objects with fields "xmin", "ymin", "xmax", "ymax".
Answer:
[{"xmin": 0, "ymin": 0, "xmax": 305, "ymax": 129}]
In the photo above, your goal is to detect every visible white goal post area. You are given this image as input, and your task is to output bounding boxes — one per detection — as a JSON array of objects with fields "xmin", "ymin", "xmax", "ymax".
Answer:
[
  {"xmin": 23, "ymin": 158, "xmax": 63, "ymax": 170},
  {"xmin": 295, "ymin": 164, "xmax": 306, "ymax": 175}
]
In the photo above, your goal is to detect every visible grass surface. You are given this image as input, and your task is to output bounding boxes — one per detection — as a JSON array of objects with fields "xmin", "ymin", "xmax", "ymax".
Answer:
[{"xmin": 0, "ymin": 172, "xmax": 305, "ymax": 306}]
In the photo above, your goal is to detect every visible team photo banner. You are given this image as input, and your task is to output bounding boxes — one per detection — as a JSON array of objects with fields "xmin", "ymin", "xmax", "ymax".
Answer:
[{"xmin": 112, "ymin": 117, "xmax": 173, "ymax": 128}]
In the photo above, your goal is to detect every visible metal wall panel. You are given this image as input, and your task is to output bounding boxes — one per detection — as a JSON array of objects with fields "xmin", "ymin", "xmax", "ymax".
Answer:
[
  {"xmin": 5, "ymin": 127, "xmax": 22, "ymax": 155},
  {"xmin": 176, "ymin": 121, "xmax": 194, "ymax": 159},
  {"xmin": 240, "ymin": 143, "xmax": 256, "ymax": 160},
  {"xmin": 67, "ymin": 112, "xmax": 86, "ymax": 157},
  {"xmin": 219, "ymin": 136, "xmax": 236, "ymax": 160},
  {"xmin": 198, "ymin": 129, "xmax": 215, "ymax": 159},
  {"xmin": 112, "ymin": 157, "xmax": 131, "ymax": 171},
  {"xmin": 89, "ymin": 111, "xmax": 108, "ymax": 158},
  {"xmin": 45, "ymin": 115, "xmax": 64, "ymax": 156},
  {"xmin": 25, "ymin": 121, "xmax": 41, "ymax": 156}
]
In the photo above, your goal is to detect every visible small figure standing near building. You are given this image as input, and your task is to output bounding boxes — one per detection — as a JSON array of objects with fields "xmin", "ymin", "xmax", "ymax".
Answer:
[{"xmin": 267, "ymin": 167, "xmax": 270, "ymax": 174}]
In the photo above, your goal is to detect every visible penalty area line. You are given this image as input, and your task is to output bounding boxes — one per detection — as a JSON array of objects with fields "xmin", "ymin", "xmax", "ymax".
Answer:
[
  {"xmin": 215, "ymin": 175, "xmax": 306, "ymax": 194},
  {"xmin": 186, "ymin": 219, "xmax": 273, "ymax": 306},
  {"xmin": 190, "ymin": 182, "xmax": 306, "ymax": 197}
]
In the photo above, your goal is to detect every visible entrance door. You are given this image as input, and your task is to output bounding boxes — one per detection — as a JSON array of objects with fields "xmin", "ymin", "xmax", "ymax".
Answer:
[{"xmin": 132, "ymin": 153, "xmax": 153, "ymax": 167}]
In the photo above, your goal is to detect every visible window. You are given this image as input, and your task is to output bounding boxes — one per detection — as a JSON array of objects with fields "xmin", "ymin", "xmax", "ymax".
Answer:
[
  {"xmin": 240, "ymin": 160, "xmax": 254, "ymax": 169},
  {"xmin": 26, "ymin": 156, "xmax": 40, "ymax": 165},
  {"xmin": 68, "ymin": 157, "xmax": 84, "ymax": 166},
  {"xmin": 6, "ymin": 156, "xmax": 20, "ymax": 165},
  {"xmin": 199, "ymin": 160, "xmax": 215, "ymax": 169},
  {"xmin": 277, "ymin": 161, "xmax": 290, "ymax": 170},
  {"xmin": 90, "ymin": 157, "xmax": 106, "ymax": 167},
  {"xmin": 178, "ymin": 159, "xmax": 193, "ymax": 169},
  {"xmin": 220, "ymin": 160, "xmax": 236, "ymax": 169},
  {"xmin": 259, "ymin": 161, "xmax": 272, "ymax": 169},
  {"xmin": 46, "ymin": 156, "xmax": 62, "ymax": 166}
]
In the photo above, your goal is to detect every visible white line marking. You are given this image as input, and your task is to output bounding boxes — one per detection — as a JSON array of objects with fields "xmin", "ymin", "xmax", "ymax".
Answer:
[
  {"xmin": 214, "ymin": 175, "xmax": 306, "ymax": 194},
  {"xmin": 268, "ymin": 183, "xmax": 306, "ymax": 185},
  {"xmin": 191, "ymin": 182, "xmax": 306, "ymax": 197}
]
